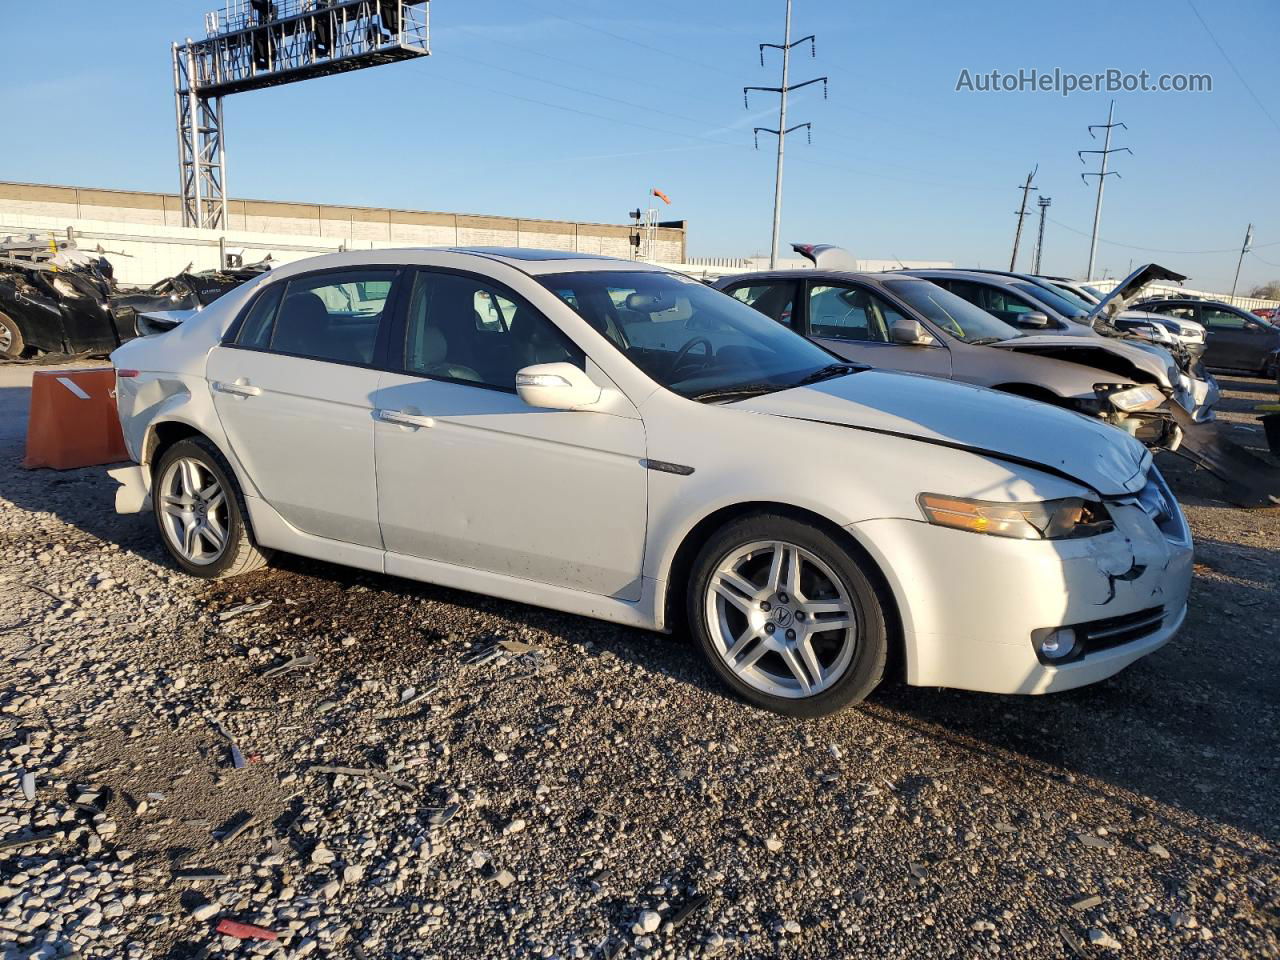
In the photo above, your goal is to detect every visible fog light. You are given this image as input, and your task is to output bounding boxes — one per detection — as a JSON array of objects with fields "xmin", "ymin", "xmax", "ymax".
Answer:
[{"xmin": 1039, "ymin": 628, "xmax": 1077, "ymax": 661}]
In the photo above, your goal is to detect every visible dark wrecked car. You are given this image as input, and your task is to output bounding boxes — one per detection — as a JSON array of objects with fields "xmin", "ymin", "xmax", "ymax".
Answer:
[
  {"xmin": 110, "ymin": 259, "xmax": 274, "ymax": 336},
  {"xmin": 0, "ymin": 249, "xmax": 129, "ymax": 360}
]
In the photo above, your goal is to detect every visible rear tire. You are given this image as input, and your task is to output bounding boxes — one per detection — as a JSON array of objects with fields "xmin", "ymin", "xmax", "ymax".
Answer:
[
  {"xmin": 152, "ymin": 437, "xmax": 272, "ymax": 579},
  {"xmin": 687, "ymin": 513, "xmax": 888, "ymax": 718},
  {"xmin": 0, "ymin": 313, "xmax": 24, "ymax": 360}
]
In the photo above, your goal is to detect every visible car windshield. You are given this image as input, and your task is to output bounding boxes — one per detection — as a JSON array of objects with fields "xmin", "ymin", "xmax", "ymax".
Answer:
[
  {"xmin": 539, "ymin": 270, "xmax": 850, "ymax": 401},
  {"xmin": 881, "ymin": 278, "xmax": 1022, "ymax": 343},
  {"xmin": 1012, "ymin": 281, "xmax": 1089, "ymax": 318}
]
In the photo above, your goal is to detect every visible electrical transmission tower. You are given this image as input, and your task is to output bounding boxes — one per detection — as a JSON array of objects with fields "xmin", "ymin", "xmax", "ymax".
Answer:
[
  {"xmin": 173, "ymin": 1, "xmax": 432, "ymax": 229},
  {"xmin": 745, "ymin": 0, "xmax": 827, "ymax": 268},
  {"xmin": 1078, "ymin": 99, "xmax": 1131, "ymax": 281},
  {"xmin": 1032, "ymin": 196, "xmax": 1052, "ymax": 274},
  {"xmin": 1009, "ymin": 165, "xmax": 1038, "ymax": 270}
]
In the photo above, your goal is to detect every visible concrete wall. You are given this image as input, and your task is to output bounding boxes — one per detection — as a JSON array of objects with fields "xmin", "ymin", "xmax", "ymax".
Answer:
[{"xmin": 0, "ymin": 181, "xmax": 686, "ymax": 284}]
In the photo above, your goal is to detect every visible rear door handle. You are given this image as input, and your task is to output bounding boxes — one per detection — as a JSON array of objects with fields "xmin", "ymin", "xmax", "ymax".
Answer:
[
  {"xmin": 376, "ymin": 408, "xmax": 435, "ymax": 429},
  {"xmin": 213, "ymin": 380, "xmax": 262, "ymax": 398}
]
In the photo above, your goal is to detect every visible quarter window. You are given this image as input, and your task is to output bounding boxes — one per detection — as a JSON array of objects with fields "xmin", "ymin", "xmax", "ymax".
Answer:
[
  {"xmin": 403, "ymin": 271, "xmax": 583, "ymax": 390},
  {"xmin": 236, "ymin": 283, "xmax": 285, "ymax": 349},
  {"xmin": 266, "ymin": 270, "xmax": 396, "ymax": 364}
]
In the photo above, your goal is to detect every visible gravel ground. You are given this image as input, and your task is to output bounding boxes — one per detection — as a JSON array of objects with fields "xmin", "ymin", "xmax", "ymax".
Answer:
[{"xmin": 0, "ymin": 363, "xmax": 1277, "ymax": 959}]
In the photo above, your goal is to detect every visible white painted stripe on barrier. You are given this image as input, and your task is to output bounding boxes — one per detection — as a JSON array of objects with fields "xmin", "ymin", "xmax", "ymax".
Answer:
[{"xmin": 56, "ymin": 377, "xmax": 91, "ymax": 400}]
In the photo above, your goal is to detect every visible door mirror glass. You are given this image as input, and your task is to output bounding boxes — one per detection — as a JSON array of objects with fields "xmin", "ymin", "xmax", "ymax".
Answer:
[
  {"xmin": 516, "ymin": 362, "xmax": 602, "ymax": 410},
  {"xmin": 888, "ymin": 317, "xmax": 933, "ymax": 345}
]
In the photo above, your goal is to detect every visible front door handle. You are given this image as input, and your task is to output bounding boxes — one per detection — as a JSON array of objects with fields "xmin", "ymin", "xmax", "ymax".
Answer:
[
  {"xmin": 213, "ymin": 379, "xmax": 262, "ymax": 398},
  {"xmin": 376, "ymin": 408, "xmax": 436, "ymax": 429}
]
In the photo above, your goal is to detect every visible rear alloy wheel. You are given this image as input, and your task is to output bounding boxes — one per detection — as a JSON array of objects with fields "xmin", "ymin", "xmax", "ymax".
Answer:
[
  {"xmin": 688, "ymin": 514, "xmax": 888, "ymax": 717},
  {"xmin": 153, "ymin": 437, "xmax": 272, "ymax": 578},
  {"xmin": 0, "ymin": 313, "xmax": 24, "ymax": 360}
]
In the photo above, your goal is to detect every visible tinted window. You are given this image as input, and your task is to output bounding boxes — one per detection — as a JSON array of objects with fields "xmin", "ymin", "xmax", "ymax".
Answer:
[
  {"xmin": 236, "ymin": 283, "xmax": 284, "ymax": 349},
  {"xmin": 1012, "ymin": 281, "xmax": 1087, "ymax": 318},
  {"xmin": 539, "ymin": 270, "xmax": 843, "ymax": 401},
  {"xmin": 728, "ymin": 282, "xmax": 795, "ymax": 327},
  {"xmin": 1151, "ymin": 303, "xmax": 1198, "ymax": 323},
  {"xmin": 403, "ymin": 271, "xmax": 582, "ymax": 390},
  {"xmin": 267, "ymin": 270, "xmax": 396, "ymax": 364},
  {"xmin": 1200, "ymin": 306, "xmax": 1248, "ymax": 329}
]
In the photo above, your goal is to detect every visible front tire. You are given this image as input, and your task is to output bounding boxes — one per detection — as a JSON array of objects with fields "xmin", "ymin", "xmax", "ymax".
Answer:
[
  {"xmin": 687, "ymin": 513, "xmax": 888, "ymax": 718},
  {"xmin": 152, "ymin": 437, "xmax": 272, "ymax": 579}
]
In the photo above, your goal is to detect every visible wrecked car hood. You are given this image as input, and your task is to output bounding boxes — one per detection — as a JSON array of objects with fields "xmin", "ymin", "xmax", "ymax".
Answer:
[
  {"xmin": 737, "ymin": 370, "xmax": 1151, "ymax": 495},
  {"xmin": 994, "ymin": 334, "xmax": 1174, "ymax": 387},
  {"xmin": 137, "ymin": 307, "xmax": 201, "ymax": 330},
  {"xmin": 1087, "ymin": 264, "xmax": 1187, "ymax": 325}
]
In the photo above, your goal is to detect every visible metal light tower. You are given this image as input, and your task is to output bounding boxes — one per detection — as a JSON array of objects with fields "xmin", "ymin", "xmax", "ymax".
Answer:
[
  {"xmin": 1009, "ymin": 165, "xmax": 1038, "ymax": 271},
  {"xmin": 745, "ymin": 0, "xmax": 827, "ymax": 268},
  {"xmin": 1079, "ymin": 99, "xmax": 1130, "ymax": 281},
  {"xmin": 1032, "ymin": 196, "xmax": 1052, "ymax": 274},
  {"xmin": 173, "ymin": 0, "xmax": 432, "ymax": 229}
]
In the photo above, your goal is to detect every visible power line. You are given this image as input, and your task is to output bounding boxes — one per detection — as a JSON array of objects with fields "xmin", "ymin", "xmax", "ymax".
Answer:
[
  {"xmin": 545, "ymin": 11, "xmax": 739, "ymax": 78},
  {"xmin": 1046, "ymin": 215, "xmax": 1280, "ymax": 255},
  {"xmin": 1185, "ymin": 0, "xmax": 1280, "ymax": 138}
]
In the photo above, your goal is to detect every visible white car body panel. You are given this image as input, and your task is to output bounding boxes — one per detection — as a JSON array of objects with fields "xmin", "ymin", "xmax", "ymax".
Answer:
[{"xmin": 110, "ymin": 248, "xmax": 1194, "ymax": 697}]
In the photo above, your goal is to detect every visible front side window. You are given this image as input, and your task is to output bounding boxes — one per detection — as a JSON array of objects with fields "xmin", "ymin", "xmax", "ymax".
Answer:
[
  {"xmin": 266, "ymin": 269, "xmax": 396, "ymax": 364},
  {"xmin": 539, "ymin": 270, "xmax": 846, "ymax": 401},
  {"xmin": 1200, "ymin": 306, "xmax": 1248, "ymax": 330},
  {"xmin": 807, "ymin": 284, "xmax": 914, "ymax": 343},
  {"xmin": 403, "ymin": 271, "xmax": 582, "ymax": 390},
  {"xmin": 882, "ymin": 278, "xmax": 1021, "ymax": 343}
]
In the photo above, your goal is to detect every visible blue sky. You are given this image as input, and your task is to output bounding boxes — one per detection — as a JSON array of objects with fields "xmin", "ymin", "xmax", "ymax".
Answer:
[{"xmin": 3, "ymin": 0, "xmax": 1278, "ymax": 290}]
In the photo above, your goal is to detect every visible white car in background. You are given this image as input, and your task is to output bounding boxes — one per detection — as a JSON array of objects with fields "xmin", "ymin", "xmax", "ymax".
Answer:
[{"xmin": 110, "ymin": 248, "xmax": 1193, "ymax": 716}]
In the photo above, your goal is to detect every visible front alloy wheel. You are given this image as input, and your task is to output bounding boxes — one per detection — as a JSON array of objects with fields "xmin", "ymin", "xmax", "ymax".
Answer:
[
  {"xmin": 706, "ymin": 540, "xmax": 857, "ymax": 699},
  {"xmin": 689, "ymin": 514, "xmax": 888, "ymax": 717}
]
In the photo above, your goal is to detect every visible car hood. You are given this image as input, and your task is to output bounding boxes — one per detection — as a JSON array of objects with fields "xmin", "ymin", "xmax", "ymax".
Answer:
[
  {"xmin": 736, "ymin": 370, "xmax": 1151, "ymax": 495},
  {"xmin": 993, "ymin": 333, "xmax": 1174, "ymax": 387},
  {"xmin": 1086, "ymin": 263, "xmax": 1187, "ymax": 325}
]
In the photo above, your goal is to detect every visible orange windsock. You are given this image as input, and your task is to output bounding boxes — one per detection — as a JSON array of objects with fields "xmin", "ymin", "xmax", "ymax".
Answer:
[{"xmin": 652, "ymin": 188, "xmax": 671, "ymax": 205}]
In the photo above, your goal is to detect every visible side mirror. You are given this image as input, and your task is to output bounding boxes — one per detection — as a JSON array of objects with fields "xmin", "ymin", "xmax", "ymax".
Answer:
[
  {"xmin": 1019, "ymin": 311, "xmax": 1051, "ymax": 329},
  {"xmin": 889, "ymin": 317, "xmax": 934, "ymax": 345},
  {"xmin": 515, "ymin": 362, "xmax": 602, "ymax": 411}
]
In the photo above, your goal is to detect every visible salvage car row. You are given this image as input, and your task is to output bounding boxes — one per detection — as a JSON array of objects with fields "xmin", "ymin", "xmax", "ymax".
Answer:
[{"xmin": 106, "ymin": 245, "xmax": 1243, "ymax": 718}]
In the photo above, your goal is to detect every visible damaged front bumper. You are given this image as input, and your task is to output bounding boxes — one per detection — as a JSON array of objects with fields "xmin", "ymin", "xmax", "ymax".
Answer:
[{"xmin": 849, "ymin": 473, "xmax": 1193, "ymax": 695}]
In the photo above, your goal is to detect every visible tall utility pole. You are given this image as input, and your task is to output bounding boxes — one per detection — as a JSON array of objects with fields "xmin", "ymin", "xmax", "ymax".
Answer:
[
  {"xmin": 1009, "ymin": 165, "xmax": 1038, "ymax": 270},
  {"xmin": 1230, "ymin": 223, "xmax": 1253, "ymax": 304},
  {"xmin": 1033, "ymin": 196, "xmax": 1052, "ymax": 274},
  {"xmin": 745, "ymin": 0, "xmax": 827, "ymax": 268},
  {"xmin": 1078, "ymin": 99, "xmax": 1131, "ymax": 281}
]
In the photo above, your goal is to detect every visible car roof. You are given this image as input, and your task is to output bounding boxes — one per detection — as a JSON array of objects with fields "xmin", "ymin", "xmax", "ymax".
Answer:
[
  {"xmin": 256, "ymin": 247, "xmax": 672, "ymax": 280},
  {"xmin": 714, "ymin": 269, "xmax": 912, "ymax": 285},
  {"xmin": 900, "ymin": 269, "xmax": 1023, "ymax": 285}
]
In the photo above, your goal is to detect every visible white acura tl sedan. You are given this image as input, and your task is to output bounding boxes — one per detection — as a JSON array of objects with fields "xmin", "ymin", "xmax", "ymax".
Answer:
[{"xmin": 110, "ymin": 248, "xmax": 1193, "ymax": 717}]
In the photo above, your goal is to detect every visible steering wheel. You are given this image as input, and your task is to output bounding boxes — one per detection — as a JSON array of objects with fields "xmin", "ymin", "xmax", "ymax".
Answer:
[{"xmin": 670, "ymin": 336, "xmax": 714, "ymax": 375}]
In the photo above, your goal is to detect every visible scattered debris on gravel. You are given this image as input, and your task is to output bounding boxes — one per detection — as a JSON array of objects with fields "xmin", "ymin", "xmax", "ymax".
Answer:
[{"xmin": 0, "ymin": 370, "xmax": 1277, "ymax": 959}]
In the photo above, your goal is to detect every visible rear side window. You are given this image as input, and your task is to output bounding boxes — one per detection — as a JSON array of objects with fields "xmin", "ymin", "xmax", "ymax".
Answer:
[
  {"xmin": 727, "ymin": 282, "xmax": 796, "ymax": 327},
  {"xmin": 269, "ymin": 269, "xmax": 397, "ymax": 365}
]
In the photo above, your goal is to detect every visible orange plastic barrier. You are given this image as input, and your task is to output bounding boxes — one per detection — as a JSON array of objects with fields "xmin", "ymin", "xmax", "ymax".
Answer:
[{"xmin": 22, "ymin": 368, "xmax": 129, "ymax": 470}]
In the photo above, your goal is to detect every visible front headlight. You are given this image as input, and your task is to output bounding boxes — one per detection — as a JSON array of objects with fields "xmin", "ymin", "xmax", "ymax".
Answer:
[
  {"xmin": 917, "ymin": 493, "xmax": 1114, "ymax": 540},
  {"xmin": 1105, "ymin": 385, "xmax": 1165, "ymax": 412}
]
